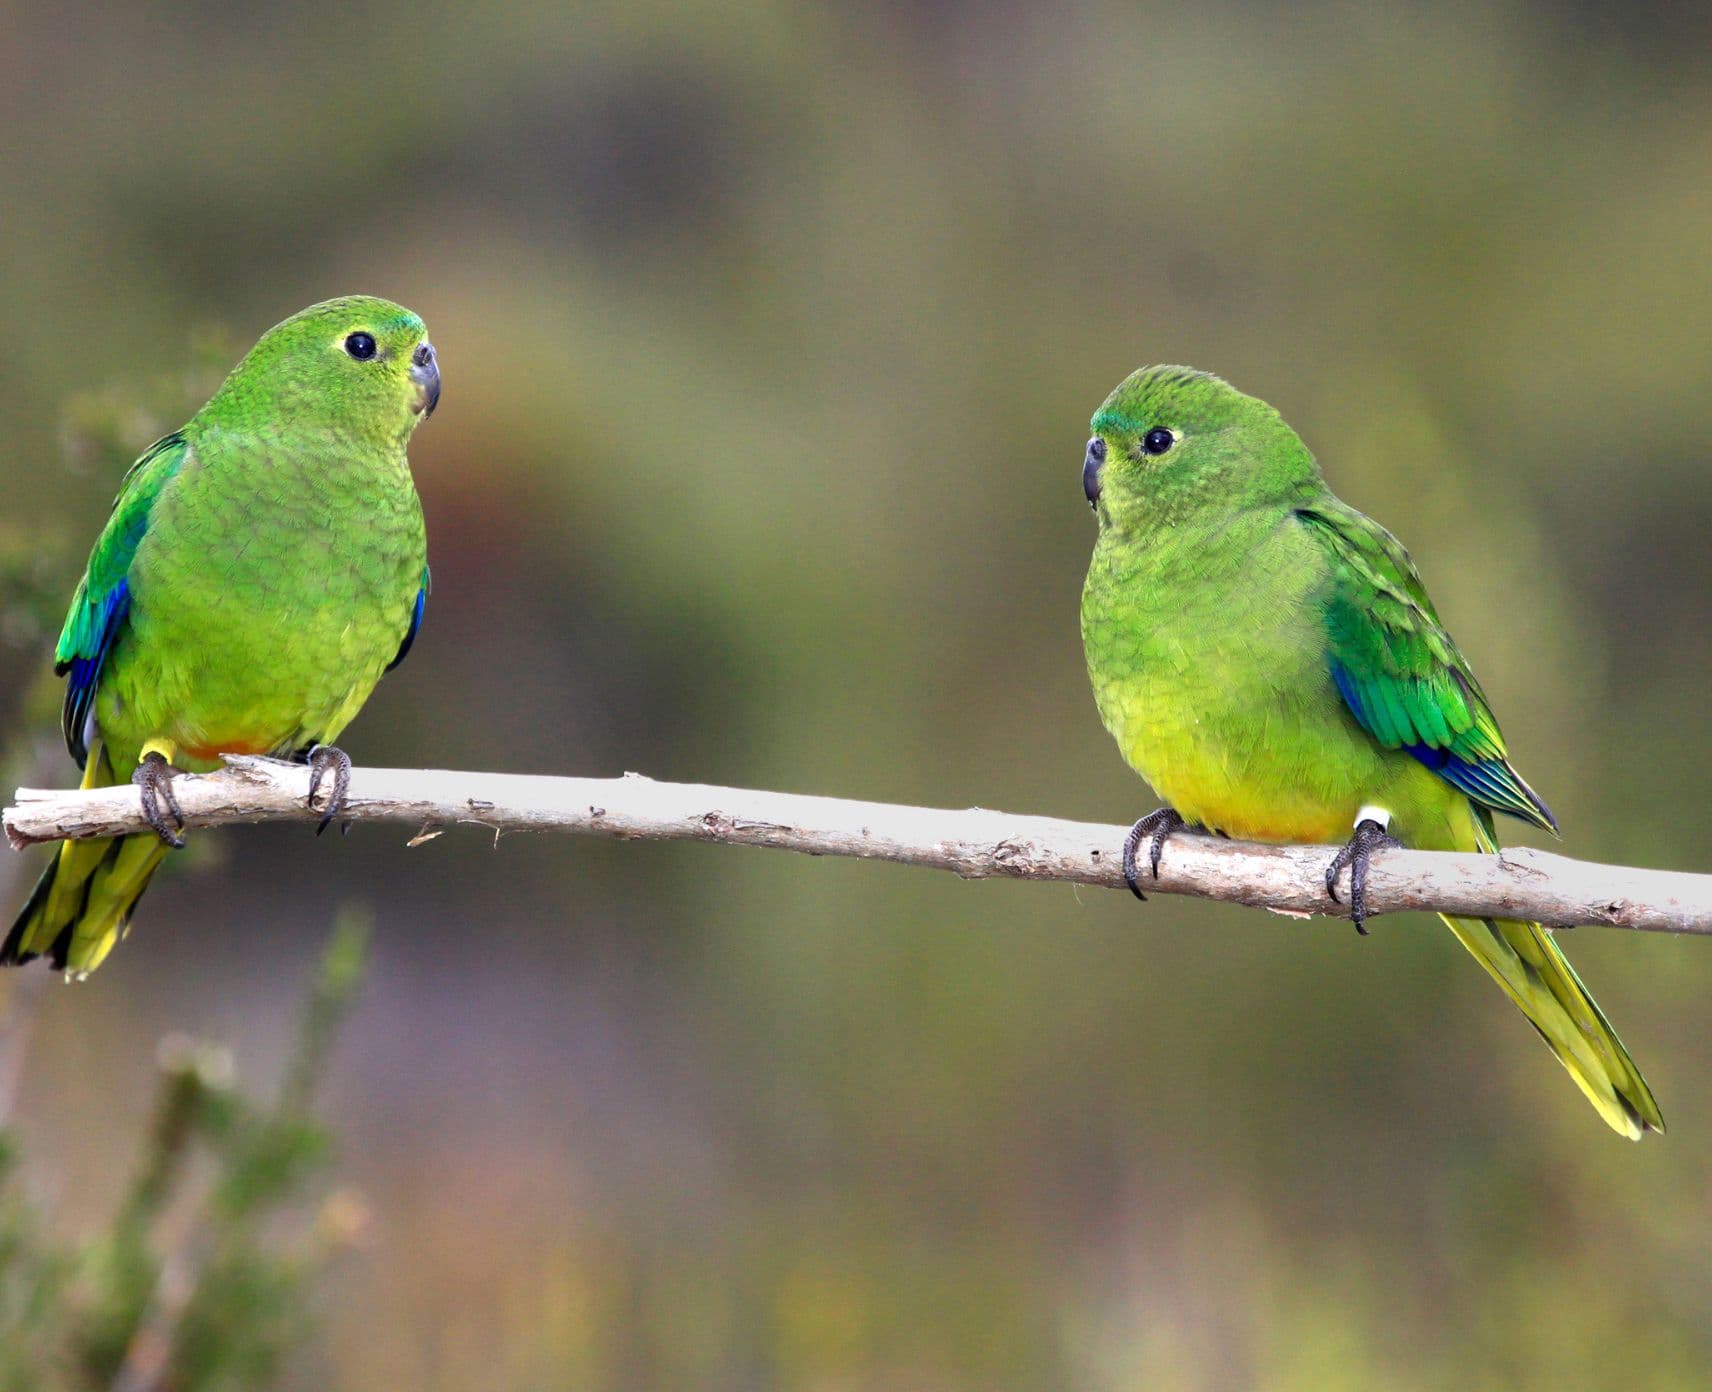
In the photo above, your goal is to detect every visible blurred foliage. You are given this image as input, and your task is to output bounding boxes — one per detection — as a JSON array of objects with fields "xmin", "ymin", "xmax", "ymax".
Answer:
[
  {"xmin": 0, "ymin": 912, "xmax": 370, "ymax": 1391},
  {"xmin": 2, "ymin": 0, "xmax": 1712, "ymax": 1388}
]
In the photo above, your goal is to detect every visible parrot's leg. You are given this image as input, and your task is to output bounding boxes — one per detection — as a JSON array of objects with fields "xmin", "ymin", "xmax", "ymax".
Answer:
[
  {"xmin": 304, "ymin": 745, "xmax": 352, "ymax": 835},
  {"xmin": 1121, "ymin": 807, "xmax": 1186, "ymax": 901},
  {"xmin": 131, "ymin": 740, "xmax": 186, "ymax": 849},
  {"xmin": 1325, "ymin": 813, "xmax": 1400, "ymax": 936}
]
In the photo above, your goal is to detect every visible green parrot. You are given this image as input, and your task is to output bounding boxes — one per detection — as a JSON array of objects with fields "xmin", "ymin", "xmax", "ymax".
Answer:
[
  {"xmin": 4, "ymin": 296, "xmax": 438, "ymax": 977},
  {"xmin": 1079, "ymin": 365, "xmax": 1662, "ymax": 1139}
]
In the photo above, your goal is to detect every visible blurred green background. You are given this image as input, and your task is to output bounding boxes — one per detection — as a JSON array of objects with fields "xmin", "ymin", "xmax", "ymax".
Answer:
[{"xmin": 3, "ymin": 1, "xmax": 1711, "ymax": 1386}]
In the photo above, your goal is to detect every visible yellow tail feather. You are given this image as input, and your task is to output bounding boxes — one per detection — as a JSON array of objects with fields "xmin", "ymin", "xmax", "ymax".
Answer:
[
  {"xmin": 1, "ymin": 746, "xmax": 171, "ymax": 978},
  {"xmin": 1440, "ymin": 911, "xmax": 1664, "ymax": 1139}
]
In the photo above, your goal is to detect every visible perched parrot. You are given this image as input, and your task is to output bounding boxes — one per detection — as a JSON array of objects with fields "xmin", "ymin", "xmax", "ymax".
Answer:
[
  {"xmin": 1079, "ymin": 365, "xmax": 1662, "ymax": 1139},
  {"xmin": 4, "ymin": 296, "xmax": 439, "ymax": 977}
]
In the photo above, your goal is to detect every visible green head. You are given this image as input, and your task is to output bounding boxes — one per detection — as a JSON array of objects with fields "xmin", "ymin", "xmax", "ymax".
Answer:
[
  {"xmin": 1082, "ymin": 366, "xmax": 1320, "ymax": 533},
  {"xmin": 196, "ymin": 295, "xmax": 440, "ymax": 446}
]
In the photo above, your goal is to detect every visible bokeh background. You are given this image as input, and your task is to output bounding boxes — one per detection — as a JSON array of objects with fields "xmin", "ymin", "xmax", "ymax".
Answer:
[{"xmin": 3, "ymin": 1, "xmax": 1711, "ymax": 1386}]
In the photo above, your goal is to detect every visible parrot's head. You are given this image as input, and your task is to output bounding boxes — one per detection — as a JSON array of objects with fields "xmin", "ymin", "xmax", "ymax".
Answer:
[
  {"xmin": 1081, "ymin": 366, "xmax": 1319, "ymax": 533},
  {"xmin": 202, "ymin": 295, "xmax": 440, "ymax": 446}
]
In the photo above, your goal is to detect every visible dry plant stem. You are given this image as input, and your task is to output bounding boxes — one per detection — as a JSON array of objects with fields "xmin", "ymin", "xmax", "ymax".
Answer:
[{"xmin": 5, "ymin": 756, "xmax": 1711, "ymax": 935}]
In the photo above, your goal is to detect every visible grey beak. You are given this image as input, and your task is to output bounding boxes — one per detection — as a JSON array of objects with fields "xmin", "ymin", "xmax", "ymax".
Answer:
[
  {"xmin": 410, "ymin": 340, "xmax": 441, "ymax": 417},
  {"xmin": 1083, "ymin": 436, "xmax": 1106, "ymax": 508}
]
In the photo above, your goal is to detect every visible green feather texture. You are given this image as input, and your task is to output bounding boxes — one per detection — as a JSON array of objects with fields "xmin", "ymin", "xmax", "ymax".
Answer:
[
  {"xmin": 6, "ymin": 296, "xmax": 437, "ymax": 976},
  {"xmin": 1080, "ymin": 365, "xmax": 1660, "ymax": 1138}
]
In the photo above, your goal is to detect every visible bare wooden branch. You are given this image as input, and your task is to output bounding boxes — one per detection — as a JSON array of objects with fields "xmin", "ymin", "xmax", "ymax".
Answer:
[{"xmin": 5, "ymin": 756, "xmax": 1710, "ymax": 934}]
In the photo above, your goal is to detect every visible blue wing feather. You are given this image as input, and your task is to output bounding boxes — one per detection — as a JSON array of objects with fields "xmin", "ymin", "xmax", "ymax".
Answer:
[
  {"xmin": 59, "ymin": 580, "xmax": 131, "ymax": 767},
  {"xmin": 386, "ymin": 566, "xmax": 429, "ymax": 672},
  {"xmin": 54, "ymin": 432, "xmax": 186, "ymax": 767},
  {"xmin": 1301, "ymin": 504, "xmax": 1559, "ymax": 835}
]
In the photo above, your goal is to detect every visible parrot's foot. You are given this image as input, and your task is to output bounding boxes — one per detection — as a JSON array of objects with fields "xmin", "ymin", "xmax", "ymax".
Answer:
[
  {"xmin": 131, "ymin": 751, "xmax": 186, "ymax": 849},
  {"xmin": 304, "ymin": 745, "xmax": 352, "ymax": 835},
  {"xmin": 1325, "ymin": 818, "xmax": 1400, "ymax": 935},
  {"xmin": 1121, "ymin": 807, "xmax": 1186, "ymax": 900}
]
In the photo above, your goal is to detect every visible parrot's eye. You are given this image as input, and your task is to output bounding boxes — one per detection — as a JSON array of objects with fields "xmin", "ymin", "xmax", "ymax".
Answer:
[
  {"xmin": 1142, "ymin": 427, "xmax": 1175, "ymax": 456},
  {"xmin": 344, "ymin": 332, "xmax": 378, "ymax": 361}
]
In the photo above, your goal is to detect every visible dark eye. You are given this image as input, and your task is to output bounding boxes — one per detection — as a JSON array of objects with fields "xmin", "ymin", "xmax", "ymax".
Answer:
[
  {"xmin": 1143, "ymin": 427, "xmax": 1175, "ymax": 455},
  {"xmin": 344, "ymin": 331, "xmax": 377, "ymax": 361}
]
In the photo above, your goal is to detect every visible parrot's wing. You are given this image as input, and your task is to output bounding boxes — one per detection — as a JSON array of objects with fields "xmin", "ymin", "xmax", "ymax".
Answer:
[
  {"xmin": 386, "ymin": 565, "xmax": 431, "ymax": 674},
  {"xmin": 1296, "ymin": 500, "xmax": 1558, "ymax": 833},
  {"xmin": 386, "ymin": 565, "xmax": 430, "ymax": 672},
  {"xmin": 55, "ymin": 431, "xmax": 188, "ymax": 766}
]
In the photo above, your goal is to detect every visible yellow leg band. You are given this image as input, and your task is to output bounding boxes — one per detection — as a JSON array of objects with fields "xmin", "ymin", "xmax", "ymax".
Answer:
[{"xmin": 139, "ymin": 738, "xmax": 178, "ymax": 764}]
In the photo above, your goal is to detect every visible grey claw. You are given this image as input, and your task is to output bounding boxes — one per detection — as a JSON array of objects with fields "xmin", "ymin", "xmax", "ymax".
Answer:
[
  {"xmin": 305, "ymin": 745, "xmax": 353, "ymax": 833},
  {"xmin": 1326, "ymin": 819, "xmax": 1401, "ymax": 935},
  {"xmin": 132, "ymin": 751, "xmax": 186, "ymax": 849},
  {"xmin": 1121, "ymin": 807, "xmax": 1186, "ymax": 901}
]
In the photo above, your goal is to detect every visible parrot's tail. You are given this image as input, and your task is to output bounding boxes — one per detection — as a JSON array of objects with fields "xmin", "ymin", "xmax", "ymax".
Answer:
[
  {"xmin": 1440, "ymin": 911, "xmax": 1664, "ymax": 1139},
  {"xmin": 2, "ymin": 748, "xmax": 169, "ymax": 978}
]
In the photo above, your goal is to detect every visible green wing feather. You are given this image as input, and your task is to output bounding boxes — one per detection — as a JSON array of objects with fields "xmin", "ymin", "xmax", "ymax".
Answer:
[
  {"xmin": 1296, "ymin": 500, "xmax": 1557, "ymax": 833},
  {"xmin": 56, "ymin": 431, "xmax": 186, "ymax": 766}
]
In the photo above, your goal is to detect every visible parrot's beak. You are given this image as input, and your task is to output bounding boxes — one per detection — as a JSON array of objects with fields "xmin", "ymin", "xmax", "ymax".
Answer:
[
  {"xmin": 1083, "ymin": 436, "xmax": 1106, "ymax": 509},
  {"xmin": 410, "ymin": 340, "xmax": 441, "ymax": 418}
]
